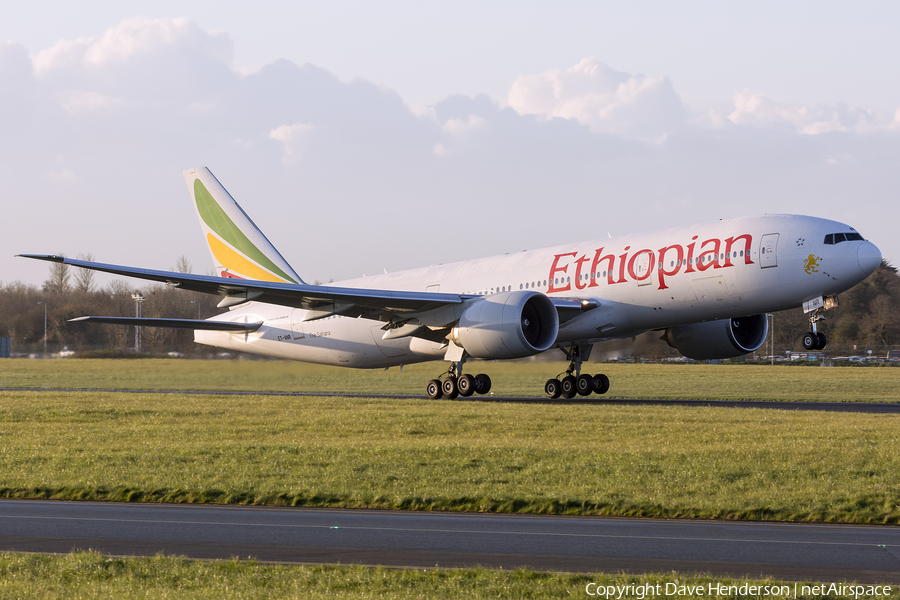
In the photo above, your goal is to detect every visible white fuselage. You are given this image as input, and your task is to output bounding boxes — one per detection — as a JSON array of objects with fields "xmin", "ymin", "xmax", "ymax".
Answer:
[{"xmin": 195, "ymin": 214, "xmax": 880, "ymax": 367}]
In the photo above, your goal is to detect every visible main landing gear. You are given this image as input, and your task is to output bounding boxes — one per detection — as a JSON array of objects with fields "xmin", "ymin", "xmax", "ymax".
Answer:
[
  {"xmin": 544, "ymin": 344, "xmax": 609, "ymax": 399},
  {"xmin": 801, "ymin": 308, "xmax": 828, "ymax": 351},
  {"xmin": 426, "ymin": 360, "xmax": 492, "ymax": 400}
]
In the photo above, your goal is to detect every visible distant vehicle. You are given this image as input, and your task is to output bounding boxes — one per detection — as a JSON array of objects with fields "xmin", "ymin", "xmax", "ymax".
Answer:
[{"xmin": 20, "ymin": 167, "xmax": 882, "ymax": 398}]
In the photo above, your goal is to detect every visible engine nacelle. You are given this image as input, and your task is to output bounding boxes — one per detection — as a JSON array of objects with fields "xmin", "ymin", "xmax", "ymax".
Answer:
[
  {"xmin": 450, "ymin": 290, "xmax": 559, "ymax": 359},
  {"xmin": 663, "ymin": 314, "xmax": 768, "ymax": 360}
]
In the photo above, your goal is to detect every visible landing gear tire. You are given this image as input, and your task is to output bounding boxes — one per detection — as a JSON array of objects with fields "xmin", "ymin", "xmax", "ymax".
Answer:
[
  {"xmin": 426, "ymin": 379, "xmax": 443, "ymax": 400},
  {"xmin": 815, "ymin": 332, "xmax": 827, "ymax": 350},
  {"xmin": 576, "ymin": 374, "xmax": 594, "ymax": 396},
  {"xmin": 802, "ymin": 332, "xmax": 817, "ymax": 351},
  {"xmin": 545, "ymin": 378, "xmax": 561, "ymax": 399},
  {"xmin": 457, "ymin": 374, "xmax": 476, "ymax": 397},
  {"xmin": 474, "ymin": 373, "xmax": 491, "ymax": 395},
  {"xmin": 442, "ymin": 376, "xmax": 459, "ymax": 400},
  {"xmin": 560, "ymin": 375, "xmax": 577, "ymax": 399},
  {"xmin": 592, "ymin": 374, "xmax": 610, "ymax": 395}
]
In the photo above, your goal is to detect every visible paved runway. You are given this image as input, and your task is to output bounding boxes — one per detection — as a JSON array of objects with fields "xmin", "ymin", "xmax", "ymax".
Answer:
[
  {"xmin": 3, "ymin": 388, "xmax": 900, "ymax": 413},
  {"xmin": 1, "ymin": 500, "xmax": 898, "ymax": 583}
]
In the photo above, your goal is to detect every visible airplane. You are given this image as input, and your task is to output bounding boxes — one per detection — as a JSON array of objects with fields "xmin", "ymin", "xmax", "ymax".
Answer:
[{"xmin": 19, "ymin": 167, "xmax": 882, "ymax": 399}]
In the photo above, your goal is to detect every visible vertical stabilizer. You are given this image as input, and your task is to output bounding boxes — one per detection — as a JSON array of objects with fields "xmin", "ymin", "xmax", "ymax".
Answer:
[{"xmin": 184, "ymin": 167, "xmax": 304, "ymax": 284}]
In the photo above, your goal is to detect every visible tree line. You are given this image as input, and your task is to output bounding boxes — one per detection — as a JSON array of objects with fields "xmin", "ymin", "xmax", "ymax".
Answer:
[
  {"xmin": 1, "ymin": 259, "xmax": 898, "ymax": 358},
  {"xmin": 1, "ymin": 257, "xmax": 221, "ymax": 356}
]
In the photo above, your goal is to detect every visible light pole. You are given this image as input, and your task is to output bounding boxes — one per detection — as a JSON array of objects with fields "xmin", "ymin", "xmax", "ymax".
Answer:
[
  {"xmin": 132, "ymin": 293, "xmax": 145, "ymax": 353},
  {"xmin": 37, "ymin": 301, "xmax": 47, "ymax": 356}
]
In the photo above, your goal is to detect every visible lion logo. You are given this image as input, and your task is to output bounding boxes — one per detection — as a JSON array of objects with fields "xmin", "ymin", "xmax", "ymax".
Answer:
[{"xmin": 804, "ymin": 254, "xmax": 821, "ymax": 274}]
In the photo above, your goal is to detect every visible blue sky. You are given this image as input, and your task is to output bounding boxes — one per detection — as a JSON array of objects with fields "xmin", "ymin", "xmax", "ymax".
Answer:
[{"xmin": 2, "ymin": 1, "xmax": 898, "ymax": 286}]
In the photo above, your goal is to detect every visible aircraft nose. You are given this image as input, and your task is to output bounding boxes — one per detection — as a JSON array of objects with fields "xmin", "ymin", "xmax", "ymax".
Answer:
[{"xmin": 858, "ymin": 241, "xmax": 882, "ymax": 275}]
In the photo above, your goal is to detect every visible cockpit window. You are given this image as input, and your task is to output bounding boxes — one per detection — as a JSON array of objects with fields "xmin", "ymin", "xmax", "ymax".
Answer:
[{"xmin": 824, "ymin": 232, "xmax": 865, "ymax": 245}]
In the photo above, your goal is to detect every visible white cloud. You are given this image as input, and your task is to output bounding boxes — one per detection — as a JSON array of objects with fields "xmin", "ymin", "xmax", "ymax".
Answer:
[
  {"xmin": 442, "ymin": 114, "xmax": 484, "ymax": 136},
  {"xmin": 33, "ymin": 17, "xmax": 233, "ymax": 76},
  {"xmin": 506, "ymin": 57, "xmax": 686, "ymax": 139},
  {"xmin": 269, "ymin": 123, "xmax": 315, "ymax": 164},
  {"xmin": 2, "ymin": 18, "xmax": 899, "ymax": 289},
  {"xmin": 728, "ymin": 90, "xmax": 892, "ymax": 134}
]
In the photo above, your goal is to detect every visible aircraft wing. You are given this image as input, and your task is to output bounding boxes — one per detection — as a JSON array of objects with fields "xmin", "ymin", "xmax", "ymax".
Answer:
[
  {"xmin": 19, "ymin": 254, "xmax": 598, "ymax": 330},
  {"xmin": 69, "ymin": 316, "xmax": 263, "ymax": 331},
  {"xmin": 18, "ymin": 254, "xmax": 471, "ymax": 323}
]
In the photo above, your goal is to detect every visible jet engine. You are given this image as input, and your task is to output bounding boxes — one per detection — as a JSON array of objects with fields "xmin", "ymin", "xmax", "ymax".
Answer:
[
  {"xmin": 450, "ymin": 290, "xmax": 559, "ymax": 359},
  {"xmin": 663, "ymin": 314, "xmax": 768, "ymax": 360}
]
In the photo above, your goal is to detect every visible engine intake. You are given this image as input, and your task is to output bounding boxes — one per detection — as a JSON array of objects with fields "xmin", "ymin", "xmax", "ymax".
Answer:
[
  {"xmin": 451, "ymin": 290, "xmax": 559, "ymax": 359},
  {"xmin": 664, "ymin": 314, "xmax": 768, "ymax": 360}
]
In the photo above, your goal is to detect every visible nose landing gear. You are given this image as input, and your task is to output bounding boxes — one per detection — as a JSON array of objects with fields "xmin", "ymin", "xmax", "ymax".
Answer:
[
  {"xmin": 802, "ymin": 308, "xmax": 828, "ymax": 350},
  {"xmin": 545, "ymin": 344, "xmax": 609, "ymax": 399}
]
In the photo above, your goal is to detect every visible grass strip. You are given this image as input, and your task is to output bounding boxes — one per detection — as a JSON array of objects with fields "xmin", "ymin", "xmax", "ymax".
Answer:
[
  {"xmin": 0, "ymin": 551, "xmax": 893, "ymax": 599},
  {"xmin": 1, "ymin": 358, "xmax": 899, "ymax": 402},
  {"xmin": 1, "ymin": 391, "xmax": 898, "ymax": 522}
]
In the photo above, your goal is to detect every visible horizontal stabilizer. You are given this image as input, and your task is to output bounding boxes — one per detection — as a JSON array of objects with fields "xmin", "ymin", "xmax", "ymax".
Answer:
[{"xmin": 69, "ymin": 316, "xmax": 263, "ymax": 332}]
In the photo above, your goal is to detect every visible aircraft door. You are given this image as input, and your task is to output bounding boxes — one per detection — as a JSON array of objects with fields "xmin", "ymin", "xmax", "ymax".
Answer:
[
  {"xmin": 634, "ymin": 253, "xmax": 652, "ymax": 286},
  {"xmin": 759, "ymin": 233, "xmax": 779, "ymax": 268}
]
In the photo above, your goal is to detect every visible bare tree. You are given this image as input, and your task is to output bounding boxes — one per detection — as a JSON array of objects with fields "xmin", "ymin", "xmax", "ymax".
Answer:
[
  {"xmin": 174, "ymin": 255, "xmax": 192, "ymax": 274},
  {"xmin": 43, "ymin": 255, "xmax": 70, "ymax": 295},
  {"xmin": 73, "ymin": 253, "xmax": 96, "ymax": 294}
]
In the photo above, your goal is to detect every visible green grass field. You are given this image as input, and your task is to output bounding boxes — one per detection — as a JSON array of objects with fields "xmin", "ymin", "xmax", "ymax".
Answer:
[
  {"xmin": 2, "ymin": 359, "xmax": 898, "ymax": 594},
  {"xmin": 2, "ymin": 358, "xmax": 899, "ymax": 402},
  {"xmin": 7, "ymin": 551, "xmax": 887, "ymax": 600},
  {"xmin": 1, "ymin": 366, "xmax": 898, "ymax": 521}
]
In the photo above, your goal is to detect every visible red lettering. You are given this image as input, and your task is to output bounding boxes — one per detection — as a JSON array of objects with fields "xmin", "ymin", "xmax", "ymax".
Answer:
[
  {"xmin": 656, "ymin": 244, "xmax": 684, "ymax": 290},
  {"xmin": 547, "ymin": 252, "xmax": 577, "ymax": 293},
  {"xmin": 685, "ymin": 236, "xmax": 698, "ymax": 274},
  {"xmin": 546, "ymin": 231, "xmax": 754, "ymax": 291},
  {"xmin": 627, "ymin": 249, "xmax": 655, "ymax": 281},
  {"xmin": 725, "ymin": 234, "xmax": 754, "ymax": 266},
  {"xmin": 695, "ymin": 238, "xmax": 721, "ymax": 272},
  {"xmin": 573, "ymin": 255, "xmax": 591, "ymax": 290},
  {"xmin": 588, "ymin": 248, "xmax": 617, "ymax": 287},
  {"xmin": 616, "ymin": 246, "xmax": 631, "ymax": 284}
]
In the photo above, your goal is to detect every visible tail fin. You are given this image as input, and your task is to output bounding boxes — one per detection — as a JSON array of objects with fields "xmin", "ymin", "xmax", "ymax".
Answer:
[{"xmin": 184, "ymin": 167, "xmax": 304, "ymax": 284}]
